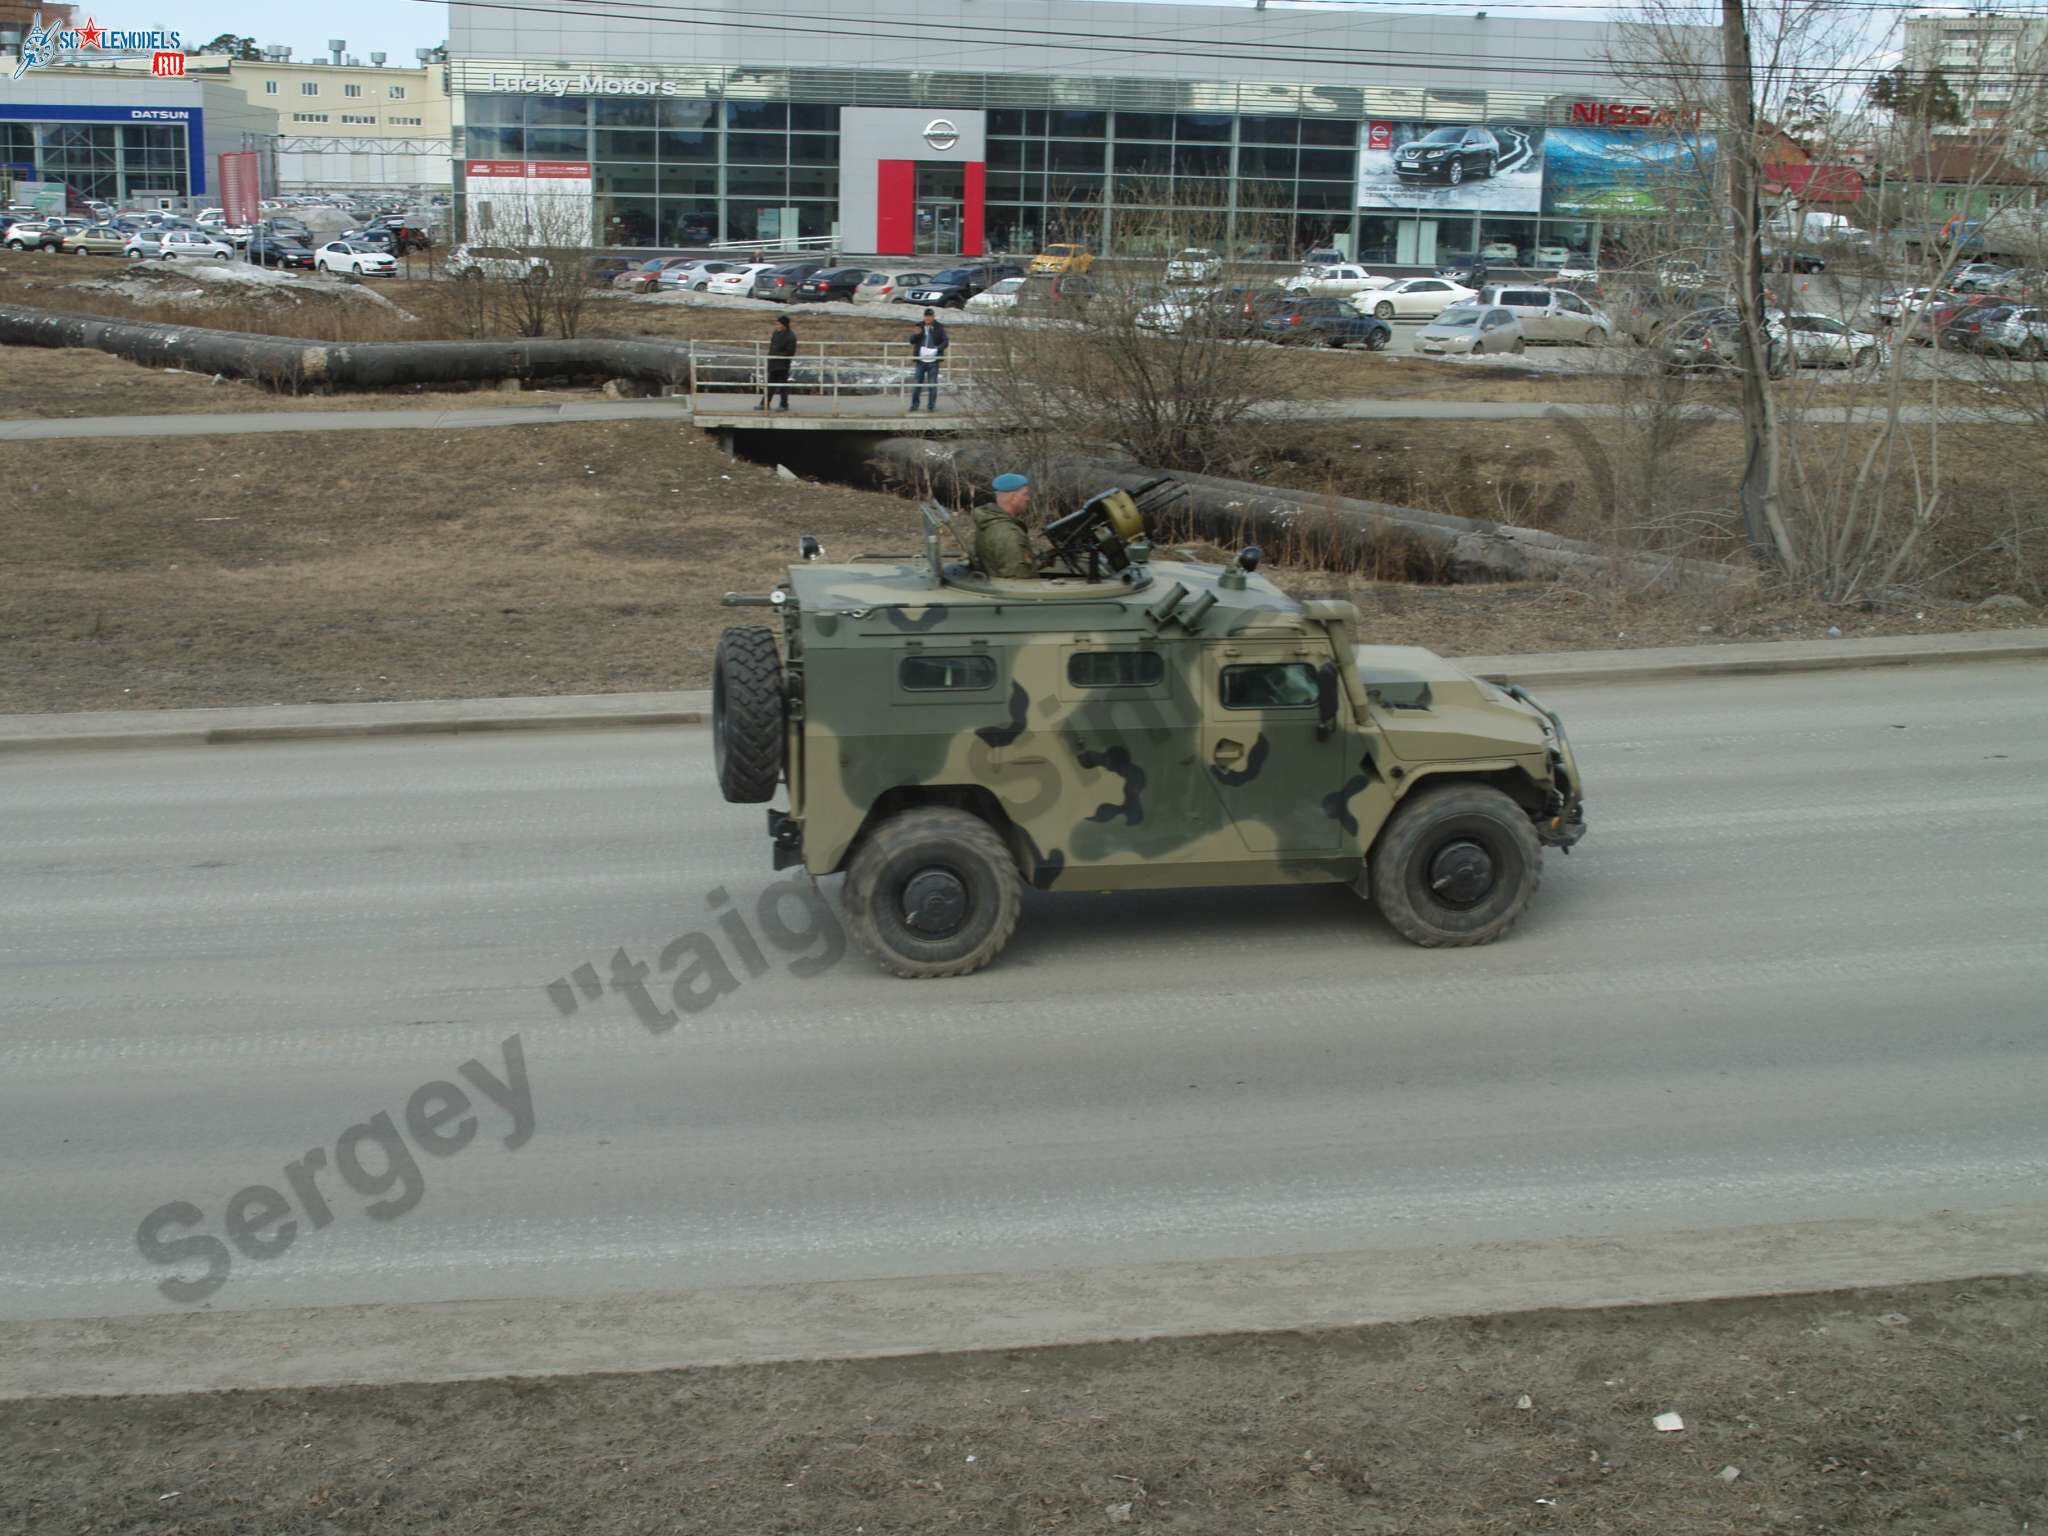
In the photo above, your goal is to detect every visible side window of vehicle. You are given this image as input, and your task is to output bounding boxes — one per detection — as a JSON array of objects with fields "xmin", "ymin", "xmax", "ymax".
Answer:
[
  {"xmin": 1220, "ymin": 662, "xmax": 1320, "ymax": 710},
  {"xmin": 1068, "ymin": 650, "xmax": 1164, "ymax": 688},
  {"xmin": 899, "ymin": 655, "xmax": 998, "ymax": 692},
  {"xmin": 1559, "ymin": 293, "xmax": 1589, "ymax": 314}
]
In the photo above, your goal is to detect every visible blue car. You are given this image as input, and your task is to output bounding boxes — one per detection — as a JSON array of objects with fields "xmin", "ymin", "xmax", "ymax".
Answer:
[{"xmin": 1261, "ymin": 297, "xmax": 1393, "ymax": 349}]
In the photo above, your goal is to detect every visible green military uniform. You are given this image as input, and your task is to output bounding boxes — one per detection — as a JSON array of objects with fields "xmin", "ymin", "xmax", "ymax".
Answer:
[{"xmin": 969, "ymin": 502, "xmax": 1037, "ymax": 578}]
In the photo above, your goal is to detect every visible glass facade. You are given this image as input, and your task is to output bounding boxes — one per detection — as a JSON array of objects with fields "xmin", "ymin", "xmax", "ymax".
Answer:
[
  {"xmin": 0, "ymin": 121, "xmax": 191, "ymax": 203},
  {"xmin": 453, "ymin": 75, "xmax": 1652, "ymax": 261}
]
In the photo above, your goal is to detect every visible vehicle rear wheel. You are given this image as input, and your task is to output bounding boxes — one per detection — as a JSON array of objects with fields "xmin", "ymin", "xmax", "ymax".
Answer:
[
  {"xmin": 1470, "ymin": 341, "xmax": 1484, "ymax": 355},
  {"xmin": 1510, "ymin": 338, "xmax": 1526, "ymax": 354},
  {"xmin": 711, "ymin": 626, "xmax": 785, "ymax": 804},
  {"xmin": 2023, "ymin": 338, "xmax": 2045, "ymax": 362},
  {"xmin": 72, "ymin": 245, "xmax": 87, "ymax": 256},
  {"xmin": 1374, "ymin": 299, "xmax": 1395, "ymax": 320},
  {"xmin": 843, "ymin": 807, "xmax": 1023, "ymax": 978},
  {"xmin": 1369, "ymin": 783, "xmax": 1543, "ymax": 947},
  {"xmin": 1853, "ymin": 346, "xmax": 1875, "ymax": 369}
]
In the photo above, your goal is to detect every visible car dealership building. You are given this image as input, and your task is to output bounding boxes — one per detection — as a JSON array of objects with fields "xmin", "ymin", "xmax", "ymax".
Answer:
[{"xmin": 447, "ymin": 0, "xmax": 1716, "ymax": 263}]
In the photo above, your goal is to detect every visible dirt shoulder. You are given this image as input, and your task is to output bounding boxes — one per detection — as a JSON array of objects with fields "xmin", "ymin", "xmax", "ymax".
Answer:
[
  {"xmin": 3, "ymin": 1276, "xmax": 2041, "ymax": 1534},
  {"xmin": 4, "ymin": 418, "xmax": 2040, "ymax": 715}
]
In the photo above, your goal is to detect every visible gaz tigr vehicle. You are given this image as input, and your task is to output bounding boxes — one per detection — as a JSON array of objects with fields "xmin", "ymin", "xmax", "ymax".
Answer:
[{"xmin": 712, "ymin": 493, "xmax": 1587, "ymax": 977}]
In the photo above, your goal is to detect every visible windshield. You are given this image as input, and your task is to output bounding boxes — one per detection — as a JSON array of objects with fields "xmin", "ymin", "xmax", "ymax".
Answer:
[
  {"xmin": 932, "ymin": 268, "xmax": 975, "ymax": 283},
  {"xmin": 1418, "ymin": 127, "xmax": 1464, "ymax": 145},
  {"xmin": 990, "ymin": 278, "xmax": 1024, "ymax": 293},
  {"xmin": 1432, "ymin": 310, "xmax": 1481, "ymax": 327}
]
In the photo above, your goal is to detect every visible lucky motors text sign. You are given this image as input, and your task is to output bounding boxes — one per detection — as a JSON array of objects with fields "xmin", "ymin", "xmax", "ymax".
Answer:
[{"xmin": 487, "ymin": 70, "xmax": 692, "ymax": 98}]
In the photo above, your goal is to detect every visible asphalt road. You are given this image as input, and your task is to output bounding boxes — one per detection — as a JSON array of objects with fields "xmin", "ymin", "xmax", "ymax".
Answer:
[{"xmin": 3, "ymin": 661, "xmax": 2046, "ymax": 1326}]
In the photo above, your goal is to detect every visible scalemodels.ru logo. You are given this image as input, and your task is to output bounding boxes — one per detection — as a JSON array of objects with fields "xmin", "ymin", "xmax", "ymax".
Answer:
[{"xmin": 9, "ymin": 13, "xmax": 187, "ymax": 82}]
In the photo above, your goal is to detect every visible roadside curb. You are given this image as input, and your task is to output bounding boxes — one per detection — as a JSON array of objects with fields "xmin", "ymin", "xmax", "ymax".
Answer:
[{"xmin": 1, "ymin": 629, "xmax": 2041, "ymax": 753}]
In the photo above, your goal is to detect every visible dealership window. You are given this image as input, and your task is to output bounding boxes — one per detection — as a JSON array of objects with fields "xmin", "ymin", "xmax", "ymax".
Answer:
[
  {"xmin": 728, "ymin": 165, "xmax": 787, "ymax": 198},
  {"xmin": 1115, "ymin": 112, "xmax": 1174, "ymax": 140},
  {"xmin": 527, "ymin": 125, "xmax": 591, "ymax": 158},
  {"xmin": 1299, "ymin": 117, "xmax": 1357, "ymax": 147},
  {"xmin": 658, "ymin": 127, "xmax": 716, "ymax": 161},
  {"xmin": 300, "ymin": 81, "xmax": 318, "ymax": 96},
  {"xmin": 601, "ymin": 195, "xmax": 660, "ymax": 246},
  {"xmin": 1048, "ymin": 140, "xmax": 1105, "ymax": 173},
  {"xmin": 661, "ymin": 162, "xmax": 718, "ymax": 197},
  {"xmin": 596, "ymin": 98, "xmax": 659, "ymax": 128},
  {"xmin": 345, "ymin": 84, "xmax": 363, "ymax": 98},
  {"xmin": 1049, "ymin": 109, "xmax": 1107, "ymax": 138},
  {"xmin": 1355, "ymin": 216, "xmax": 1401, "ymax": 264},
  {"xmin": 467, "ymin": 94, "xmax": 524, "ymax": 126},
  {"xmin": 1113, "ymin": 142, "xmax": 1171, "ymax": 176},
  {"xmin": 1176, "ymin": 113, "xmax": 1232, "ymax": 143},
  {"xmin": 1237, "ymin": 144, "xmax": 1296, "ymax": 180},
  {"xmin": 1479, "ymin": 217, "xmax": 1538, "ymax": 263},
  {"xmin": 597, "ymin": 128, "xmax": 659, "ymax": 160},
  {"xmin": 526, "ymin": 95, "xmax": 587, "ymax": 128},
  {"xmin": 726, "ymin": 101, "xmax": 786, "ymax": 131},
  {"xmin": 1239, "ymin": 115, "xmax": 1299, "ymax": 145},
  {"xmin": 464, "ymin": 124, "xmax": 522, "ymax": 158}
]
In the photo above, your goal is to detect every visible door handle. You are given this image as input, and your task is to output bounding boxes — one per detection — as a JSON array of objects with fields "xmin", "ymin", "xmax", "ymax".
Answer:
[{"xmin": 1213, "ymin": 738, "xmax": 1246, "ymax": 763}]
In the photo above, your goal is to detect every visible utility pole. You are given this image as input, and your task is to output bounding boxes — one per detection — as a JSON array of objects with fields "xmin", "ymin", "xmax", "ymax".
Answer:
[{"xmin": 1719, "ymin": 0, "xmax": 1797, "ymax": 572}]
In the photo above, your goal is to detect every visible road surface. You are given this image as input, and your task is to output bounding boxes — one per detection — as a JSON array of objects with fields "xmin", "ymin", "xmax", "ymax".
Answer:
[{"xmin": 2, "ymin": 660, "xmax": 2045, "ymax": 1326}]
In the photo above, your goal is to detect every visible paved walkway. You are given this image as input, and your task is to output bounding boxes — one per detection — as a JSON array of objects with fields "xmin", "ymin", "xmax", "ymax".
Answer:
[{"xmin": 0, "ymin": 396, "xmax": 2028, "ymax": 442}]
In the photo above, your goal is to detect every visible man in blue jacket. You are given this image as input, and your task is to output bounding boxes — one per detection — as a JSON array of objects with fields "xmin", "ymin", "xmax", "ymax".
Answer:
[{"xmin": 907, "ymin": 308, "xmax": 949, "ymax": 413}]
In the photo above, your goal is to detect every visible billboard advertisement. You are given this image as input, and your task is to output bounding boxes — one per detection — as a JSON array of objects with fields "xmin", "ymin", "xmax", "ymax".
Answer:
[
  {"xmin": 1541, "ymin": 128, "xmax": 1717, "ymax": 216},
  {"xmin": 217, "ymin": 150, "xmax": 262, "ymax": 226},
  {"xmin": 1358, "ymin": 121, "xmax": 1545, "ymax": 211},
  {"xmin": 463, "ymin": 160, "xmax": 595, "ymax": 246}
]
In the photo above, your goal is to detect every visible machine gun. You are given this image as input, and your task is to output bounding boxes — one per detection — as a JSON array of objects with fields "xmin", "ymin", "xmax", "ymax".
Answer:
[{"xmin": 1037, "ymin": 476, "xmax": 1188, "ymax": 581}]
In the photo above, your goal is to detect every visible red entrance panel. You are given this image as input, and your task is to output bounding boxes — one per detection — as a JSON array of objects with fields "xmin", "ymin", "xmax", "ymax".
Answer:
[
  {"xmin": 876, "ymin": 159, "xmax": 915, "ymax": 255},
  {"xmin": 962, "ymin": 162, "xmax": 985, "ymax": 257}
]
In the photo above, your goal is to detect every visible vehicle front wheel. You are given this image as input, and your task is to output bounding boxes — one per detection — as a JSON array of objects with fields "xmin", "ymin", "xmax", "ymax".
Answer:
[
  {"xmin": 1583, "ymin": 326, "xmax": 1604, "ymax": 347},
  {"xmin": 1448, "ymin": 160, "xmax": 1465, "ymax": 186},
  {"xmin": 1470, "ymin": 341, "xmax": 1484, "ymax": 355},
  {"xmin": 2023, "ymin": 338, "xmax": 2045, "ymax": 362},
  {"xmin": 1374, "ymin": 300, "xmax": 1395, "ymax": 320},
  {"xmin": 1510, "ymin": 338, "xmax": 1526, "ymax": 354},
  {"xmin": 1368, "ymin": 782, "xmax": 1543, "ymax": 947},
  {"xmin": 1366, "ymin": 326, "xmax": 1390, "ymax": 351},
  {"xmin": 711, "ymin": 626, "xmax": 785, "ymax": 803},
  {"xmin": 843, "ymin": 806, "xmax": 1023, "ymax": 978}
]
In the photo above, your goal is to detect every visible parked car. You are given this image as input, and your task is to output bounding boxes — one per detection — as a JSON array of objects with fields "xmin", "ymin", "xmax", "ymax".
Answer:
[
  {"xmin": 1436, "ymin": 257, "xmax": 1489, "ymax": 287},
  {"xmin": 1353, "ymin": 276, "xmax": 1475, "ymax": 321},
  {"xmin": 1962, "ymin": 304, "xmax": 2048, "ymax": 358},
  {"xmin": 1478, "ymin": 240, "xmax": 1521, "ymax": 263},
  {"xmin": 1165, "ymin": 247, "xmax": 1219, "ymax": 282},
  {"xmin": 59, "ymin": 224, "xmax": 128, "ymax": 256},
  {"xmin": 795, "ymin": 266, "xmax": 868, "ymax": 302},
  {"xmin": 1656, "ymin": 258, "xmax": 1711, "ymax": 289},
  {"xmin": 1260, "ymin": 296, "xmax": 1392, "ymax": 349},
  {"xmin": 1534, "ymin": 243, "xmax": 1574, "ymax": 268},
  {"xmin": 965, "ymin": 275, "xmax": 1028, "ymax": 313},
  {"xmin": 1282, "ymin": 263, "xmax": 1388, "ymax": 298},
  {"xmin": 1917, "ymin": 292, "xmax": 2004, "ymax": 347},
  {"xmin": 1394, "ymin": 124, "xmax": 1501, "ymax": 185},
  {"xmin": 660, "ymin": 259, "xmax": 741, "ymax": 292},
  {"xmin": 1950, "ymin": 262, "xmax": 2016, "ymax": 294},
  {"xmin": 751, "ymin": 262, "xmax": 825, "ymax": 301},
  {"xmin": 448, "ymin": 244, "xmax": 548, "ymax": 283},
  {"xmin": 4, "ymin": 221, "xmax": 66, "ymax": 252},
  {"xmin": 1466, "ymin": 283, "xmax": 1614, "ymax": 346},
  {"xmin": 612, "ymin": 258, "xmax": 688, "ymax": 291},
  {"xmin": 1661, "ymin": 308, "xmax": 1789, "ymax": 379},
  {"xmin": 120, "ymin": 231, "xmax": 166, "ymax": 259},
  {"xmin": 1027, "ymin": 243, "xmax": 1094, "ymax": 275},
  {"xmin": 1869, "ymin": 286, "xmax": 1946, "ymax": 326},
  {"xmin": 852, "ymin": 268, "xmax": 933, "ymax": 304},
  {"xmin": 1759, "ymin": 246, "xmax": 1826, "ymax": 273},
  {"xmin": 1134, "ymin": 285, "xmax": 1221, "ymax": 331},
  {"xmin": 907, "ymin": 263, "xmax": 1021, "ymax": 308},
  {"xmin": 1299, "ymin": 246, "xmax": 1346, "ymax": 267},
  {"xmin": 1417, "ymin": 305, "xmax": 1527, "ymax": 356},
  {"xmin": 1773, "ymin": 311, "xmax": 1881, "ymax": 368},
  {"xmin": 157, "ymin": 230, "xmax": 235, "ymax": 261},
  {"xmin": 706, "ymin": 262, "xmax": 777, "ymax": 297},
  {"xmin": 247, "ymin": 236, "xmax": 316, "ymax": 269},
  {"xmin": 315, "ymin": 240, "xmax": 398, "ymax": 277}
]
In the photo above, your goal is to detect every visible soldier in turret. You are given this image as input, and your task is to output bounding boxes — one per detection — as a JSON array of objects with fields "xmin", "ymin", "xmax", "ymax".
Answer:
[{"xmin": 969, "ymin": 471, "xmax": 1037, "ymax": 578}]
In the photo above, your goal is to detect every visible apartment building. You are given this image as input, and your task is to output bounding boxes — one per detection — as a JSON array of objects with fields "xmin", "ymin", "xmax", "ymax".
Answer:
[{"xmin": 1903, "ymin": 10, "xmax": 2048, "ymax": 133}]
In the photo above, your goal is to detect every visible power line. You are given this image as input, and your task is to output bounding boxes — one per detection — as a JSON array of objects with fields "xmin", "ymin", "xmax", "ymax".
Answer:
[{"xmin": 408, "ymin": 0, "xmax": 2048, "ymax": 90}]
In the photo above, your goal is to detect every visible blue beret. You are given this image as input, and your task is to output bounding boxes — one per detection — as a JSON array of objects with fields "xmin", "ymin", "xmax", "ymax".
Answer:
[{"xmin": 992, "ymin": 473, "xmax": 1030, "ymax": 492}]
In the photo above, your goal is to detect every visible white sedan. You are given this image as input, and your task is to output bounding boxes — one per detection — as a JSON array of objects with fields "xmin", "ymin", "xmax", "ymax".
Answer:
[
  {"xmin": 705, "ymin": 263, "xmax": 776, "ymax": 297},
  {"xmin": 1534, "ymin": 243, "xmax": 1573, "ymax": 268},
  {"xmin": 1165, "ymin": 247, "xmax": 1219, "ymax": 282},
  {"xmin": 1281, "ymin": 263, "xmax": 1392, "ymax": 299},
  {"xmin": 1478, "ymin": 240, "xmax": 1521, "ymax": 263},
  {"xmin": 965, "ymin": 276, "xmax": 1026, "ymax": 313},
  {"xmin": 1771, "ymin": 312, "xmax": 1883, "ymax": 369},
  {"xmin": 1353, "ymin": 277, "xmax": 1476, "ymax": 321},
  {"xmin": 315, "ymin": 241, "xmax": 397, "ymax": 276}
]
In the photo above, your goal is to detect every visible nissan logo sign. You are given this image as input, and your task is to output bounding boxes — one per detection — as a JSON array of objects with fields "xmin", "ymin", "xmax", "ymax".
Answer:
[{"xmin": 923, "ymin": 118, "xmax": 961, "ymax": 151}]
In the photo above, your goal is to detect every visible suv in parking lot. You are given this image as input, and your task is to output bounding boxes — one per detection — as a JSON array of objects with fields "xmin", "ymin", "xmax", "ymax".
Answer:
[
  {"xmin": 1468, "ymin": 283, "xmax": 1613, "ymax": 346},
  {"xmin": 710, "ymin": 495, "xmax": 1586, "ymax": 976},
  {"xmin": 906, "ymin": 262, "xmax": 1024, "ymax": 308},
  {"xmin": 448, "ymin": 243, "xmax": 549, "ymax": 282}
]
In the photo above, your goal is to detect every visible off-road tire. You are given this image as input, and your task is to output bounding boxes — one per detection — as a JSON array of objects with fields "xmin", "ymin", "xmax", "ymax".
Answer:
[
  {"xmin": 1374, "ymin": 299, "xmax": 1395, "ymax": 320},
  {"xmin": 843, "ymin": 807, "xmax": 1023, "ymax": 978},
  {"xmin": 1368, "ymin": 783, "xmax": 1543, "ymax": 947},
  {"xmin": 711, "ymin": 626, "xmax": 785, "ymax": 804},
  {"xmin": 1448, "ymin": 160, "xmax": 1465, "ymax": 186}
]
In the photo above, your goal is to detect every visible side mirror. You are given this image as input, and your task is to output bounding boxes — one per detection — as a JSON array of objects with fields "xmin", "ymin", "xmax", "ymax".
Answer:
[{"xmin": 1316, "ymin": 662, "xmax": 1340, "ymax": 739}]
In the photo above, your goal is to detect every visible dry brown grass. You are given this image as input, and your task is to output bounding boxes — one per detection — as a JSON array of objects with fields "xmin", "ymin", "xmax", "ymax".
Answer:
[{"xmin": 3, "ymin": 1277, "xmax": 2043, "ymax": 1535}]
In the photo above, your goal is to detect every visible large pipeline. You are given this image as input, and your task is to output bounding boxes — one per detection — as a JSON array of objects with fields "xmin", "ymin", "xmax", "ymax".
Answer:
[{"xmin": 866, "ymin": 436, "xmax": 1740, "ymax": 587}]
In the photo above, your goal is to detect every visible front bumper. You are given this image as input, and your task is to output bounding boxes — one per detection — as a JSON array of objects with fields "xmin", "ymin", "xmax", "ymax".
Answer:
[{"xmin": 1500, "ymin": 683, "xmax": 1588, "ymax": 850}]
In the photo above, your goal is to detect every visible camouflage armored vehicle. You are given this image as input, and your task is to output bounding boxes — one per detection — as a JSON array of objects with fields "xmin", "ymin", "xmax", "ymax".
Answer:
[{"xmin": 713, "ymin": 492, "xmax": 1586, "ymax": 978}]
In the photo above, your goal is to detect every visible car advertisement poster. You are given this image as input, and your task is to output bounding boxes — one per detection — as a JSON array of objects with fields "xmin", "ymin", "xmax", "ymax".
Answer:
[
  {"xmin": 1357, "ymin": 121, "xmax": 1545, "ymax": 211},
  {"xmin": 1541, "ymin": 128, "xmax": 1717, "ymax": 216}
]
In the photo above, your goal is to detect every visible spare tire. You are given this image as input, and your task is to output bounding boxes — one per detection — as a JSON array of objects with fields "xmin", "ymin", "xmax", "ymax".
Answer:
[{"xmin": 712, "ymin": 627, "xmax": 785, "ymax": 803}]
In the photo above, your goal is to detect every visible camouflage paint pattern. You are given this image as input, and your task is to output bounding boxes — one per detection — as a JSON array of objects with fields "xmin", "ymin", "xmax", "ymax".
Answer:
[{"xmin": 761, "ymin": 554, "xmax": 1581, "ymax": 890}]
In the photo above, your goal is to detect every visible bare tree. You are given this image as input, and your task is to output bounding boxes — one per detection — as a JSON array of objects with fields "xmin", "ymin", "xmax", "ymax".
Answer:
[
  {"xmin": 460, "ymin": 190, "xmax": 595, "ymax": 340},
  {"xmin": 972, "ymin": 191, "xmax": 1307, "ymax": 475}
]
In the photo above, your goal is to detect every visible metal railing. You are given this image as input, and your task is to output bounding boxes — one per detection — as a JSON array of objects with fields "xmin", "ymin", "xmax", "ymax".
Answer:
[{"xmin": 685, "ymin": 339, "xmax": 991, "ymax": 419}]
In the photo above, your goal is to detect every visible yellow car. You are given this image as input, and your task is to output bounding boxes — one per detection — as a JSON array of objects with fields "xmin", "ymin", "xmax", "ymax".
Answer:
[
  {"xmin": 1027, "ymin": 243, "xmax": 1094, "ymax": 276},
  {"xmin": 61, "ymin": 225, "xmax": 129, "ymax": 256}
]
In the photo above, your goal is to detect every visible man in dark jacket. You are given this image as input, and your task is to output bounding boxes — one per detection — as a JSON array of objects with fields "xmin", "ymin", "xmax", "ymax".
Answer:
[
  {"xmin": 907, "ymin": 308, "xmax": 949, "ymax": 412},
  {"xmin": 761, "ymin": 314, "xmax": 796, "ymax": 411}
]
